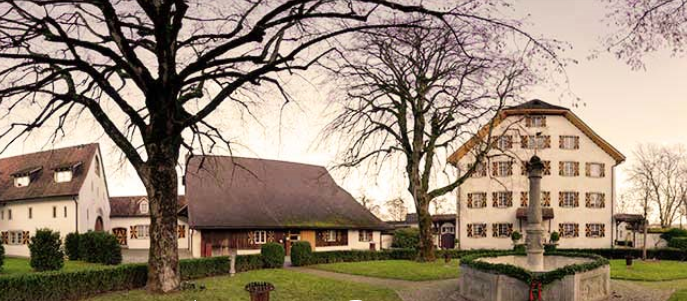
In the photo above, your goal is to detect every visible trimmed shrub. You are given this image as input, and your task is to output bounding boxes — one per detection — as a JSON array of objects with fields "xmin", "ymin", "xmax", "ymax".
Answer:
[
  {"xmin": 235, "ymin": 254, "xmax": 265, "ymax": 272},
  {"xmin": 557, "ymin": 248, "xmax": 687, "ymax": 261},
  {"xmin": 391, "ymin": 228, "xmax": 420, "ymax": 249},
  {"xmin": 291, "ymin": 241, "xmax": 313, "ymax": 266},
  {"xmin": 0, "ymin": 243, "xmax": 4, "ymax": 272},
  {"xmin": 79, "ymin": 231, "xmax": 122, "ymax": 265},
  {"xmin": 668, "ymin": 237, "xmax": 687, "ymax": 251},
  {"xmin": 64, "ymin": 233, "xmax": 81, "ymax": 261},
  {"xmin": 513, "ymin": 244, "xmax": 526, "ymax": 252},
  {"xmin": 261, "ymin": 243, "xmax": 285, "ymax": 268},
  {"xmin": 550, "ymin": 231, "xmax": 560, "ymax": 243},
  {"xmin": 29, "ymin": 229, "xmax": 64, "ymax": 272},
  {"xmin": 180, "ymin": 256, "xmax": 230, "ymax": 279},
  {"xmin": 661, "ymin": 228, "xmax": 687, "ymax": 242},
  {"xmin": 511, "ymin": 231, "xmax": 522, "ymax": 242}
]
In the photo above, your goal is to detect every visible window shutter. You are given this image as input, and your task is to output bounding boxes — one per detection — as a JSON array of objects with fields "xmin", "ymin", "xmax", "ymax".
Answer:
[
  {"xmin": 521, "ymin": 161, "xmax": 527, "ymax": 175},
  {"xmin": 492, "ymin": 161, "xmax": 498, "ymax": 177},
  {"xmin": 559, "ymin": 162, "xmax": 564, "ymax": 176},
  {"xmin": 585, "ymin": 224, "xmax": 591, "ymax": 238},
  {"xmin": 573, "ymin": 162, "xmax": 580, "ymax": 176},
  {"xmin": 1, "ymin": 231, "xmax": 7, "ymax": 244},
  {"xmin": 467, "ymin": 224, "xmax": 473, "ymax": 237},
  {"xmin": 574, "ymin": 192, "xmax": 580, "ymax": 207},
  {"xmin": 600, "ymin": 193, "xmax": 606, "ymax": 208},
  {"xmin": 467, "ymin": 193, "xmax": 473, "ymax": 208},
  {"xmin": 130, "ymin": 226, "xmax": 138, "ymax": 239},
  {"xmin": 492, "ymin": 192, "xmax": 498, "ymax": 207},
  {"xmin": 558, "ymin": 192, "xmax": 564, "ymax": 207},
  {"xmin": 507, "ymin": 192, "xmax": 513, "ymax": 207},
  {"xmin": 585, "ymin": 193, "xmax": 591, "ymax": 208},
  {"xmin": 520, "ymin": 135, "xmax": 529, "ymax": 149},
  {"xmin": 480, "ymin": 224, "xmax": 487, "ymax": 237},
  {"xmin": 542, "ymin": 191, "xmax": 551, "ymax": 207},
  {"xmin": 559, "ymin": 224, "xmax": 565, "ymax": 237},
  {"xmin": 585, "ymin": 163, "xmax": 591, "ymax": 177},
  {"xmin": 543, "ymin": 136, "xmax": 551, "ymax": 148},
  {"xmin": 22, "ymin": 231, "xmax": 30, "ymax": 245},
  {"xmin": 600, "ymin": 224, "xmax": 606, "ymax": 237},
  {"xmin": 507, "ymin": 224, "xmax": 514, "ymax": 236},
  {"xmin": 248, "ymin": 231, "xmax": 255, "ymax": 244},
  {"xmin": 559, "ymin": 136, "xmax": 564, "ymax": 149},
  {"xmin": 492, "ymin": 224, "xmax": 498, "ymax": 237},
  {"xmin": 543, "ymin": 161, "xmax": 551, "ymax": 175},
  {"xmin": 574, "ymin": 136, "xmax": 580, "ymax": 149},
  {"xmin": 520, "ymin": 192, "xmax": 529, "ymax": 207},
  {"xmin": 525, "ymin": 116, "xmax": 532, "ymax": 127},
  {"xmin": 506, "ymin": 135, "xmax": 513, "ymax": 149},
  {"xmin": 573, "ymin": 224, "xmax": 579, "ymax": 237},
  {"xmin": 507, "ymin": 161, "xmax": 513, "ymax": 176},
  {"xmin": 600, "ymin": 163, "xmax": 606, "ymax": 177},
  {"xmin": 177, "ymin": 225, "xmax": 186, "ymax": 239},
  {"xmin": 268, "ymin": 231, "xmax": 276, "ymax": 243},
  {"xmin": 541, "ymin": 116, "xmax": 547, "ymax": 127}
]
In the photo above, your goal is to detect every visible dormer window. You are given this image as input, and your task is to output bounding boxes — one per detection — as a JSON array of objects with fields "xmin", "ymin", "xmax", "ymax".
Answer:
[
  {"xmin": 54, "ymin": 170, "xmax": 73, "ymax": 183},
  {"xmin": 140, "ymin": 200, "xmax": 149, "ymax": 214},
  {"xmin": 14, "ymin": 176, "xmax": 30, "ymax": 187}
]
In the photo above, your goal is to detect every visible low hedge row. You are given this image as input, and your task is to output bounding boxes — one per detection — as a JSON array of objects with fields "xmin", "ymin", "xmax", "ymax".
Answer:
[
  {"xmin": 296, "ymin": 248, "xmax": 467, "ymax": 266},
  {"xmin": 668, "ymin": 237, "xmax": 687, "ymax": 251},
  {"xmin": 0, "ymin": 255, "xmax": 263, "ymax": 301},
  {"xmin": 460, "ymin": 250, "xmax": 609, "ymax": 286},
  {"xmin": 557, "ymin": 248, "xmax": 687, "ymax": 261}
]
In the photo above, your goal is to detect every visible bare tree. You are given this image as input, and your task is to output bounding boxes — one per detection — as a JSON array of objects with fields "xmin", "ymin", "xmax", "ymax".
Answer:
[
  {"xmin": 0, "ymin": 0, "xmax": 511, "ymax": 292},
  {"xmin": 324, "ymin": 18, "xmax": 549, "ymax": 261},
  {"xmin": 605, "ymin": 0, "xmax": 687, "ymax": 69},
  {"xmin": 627, "ymin": 144, "xmax": 687, "ymax": 229},
  {"xmin": 385, "ymin": 197, "xmax": 408, "ymax": 222},
  {"xmin": 359, "ymin": 195, "xmax": 382, "ymax": 218},
  {"xmin": 430, "ymin": 197, "xmax": 450, "ymax": 215}
]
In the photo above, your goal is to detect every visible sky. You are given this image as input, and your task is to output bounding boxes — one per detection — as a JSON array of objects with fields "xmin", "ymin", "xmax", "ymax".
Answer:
[{"xmin": 1, "ymin": 0, "xmax": 686, "ymax": 217}]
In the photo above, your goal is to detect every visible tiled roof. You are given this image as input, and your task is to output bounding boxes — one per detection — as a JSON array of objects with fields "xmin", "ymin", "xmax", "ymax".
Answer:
[
  {"xmin": 185, "ymin": 156, "xmax": 389, "ymax": 230},
  {"xmin": 0, "ymin": 144, "xmax": 98, "ymax": 202},
  {"xmin": 109, "ymin": 195, "xmax": 187, "ymax": 217}
]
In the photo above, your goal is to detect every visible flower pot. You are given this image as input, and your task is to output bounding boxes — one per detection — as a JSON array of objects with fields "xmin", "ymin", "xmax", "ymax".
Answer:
[
  {"xmin": 245, "ymin": 282, "xmax": 275, "ymax": 301},
  {"xmin": 625, "ymin": 255, "xmax": 633, "ymax": 266}
]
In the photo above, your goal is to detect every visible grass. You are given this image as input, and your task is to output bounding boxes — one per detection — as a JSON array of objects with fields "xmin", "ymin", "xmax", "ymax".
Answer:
[
  {"xmin": 610, "ymin": 259, "xmax": 687, "ymax": 281},
  {"xmin": 1, "ymin": 257, "xmax": 103, "ymax": 276},
  {"xmin": 311, "ymin": 260, "xmax": 460, "ymax": 281},
  {"xmin": 87, "ymin": 269, "xmax": 401, "ymax": 301}
]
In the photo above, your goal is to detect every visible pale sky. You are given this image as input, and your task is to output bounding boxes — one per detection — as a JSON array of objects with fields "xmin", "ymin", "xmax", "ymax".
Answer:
[{"xmin": 1, "ymin": 1, "xmax": 686, "ymax": 216}]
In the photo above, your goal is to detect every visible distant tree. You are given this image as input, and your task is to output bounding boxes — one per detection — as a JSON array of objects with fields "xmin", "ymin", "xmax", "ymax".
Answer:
[
  {"xmin": 385, "ymin": 198, "xmax": 408, "ymax": 222},
  {"xmin": 430, "ymin": 197, "xmax": 451, "ymax": 215},
  {"xmin": 605, "ymin": 0, "xmax": 687, "ymax": 69},
  {"xmin": 359, "ymin": 196, "xmax": 382, "ymax": 219}
]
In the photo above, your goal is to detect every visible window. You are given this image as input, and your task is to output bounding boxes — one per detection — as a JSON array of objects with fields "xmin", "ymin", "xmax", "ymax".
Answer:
[
  {"xmin": 1, "ymin": 210, "xmax": 3, "ymax": 220},
  {"xmin": 13, "ymin": 176, "xmax": 30, "ymax": 187},
  {"xmin": 53, "ymin": 206, "xmax": 57, "ymax": 218},
  {"xmin": 135, "ymin": 225, "xmax": 150, "ymax": 239},
  {"xmin": 494, "ymin": 223, "xmax": 513, "ymax": 238},
  {"xmin": 441, "ymin": 225, "xmax": 455, "ymax": 234},
  {"xmin": 529, "ymin": 115, "xmax": 545, "ymax": 127},
  {"xmin": 54, "ymin": 170, "xmax": 73, "ymax": 183},
  {"xmin": 8, "ymin": 209, "xmax": 12, "ymax": 220},
  {"xmin": 254, "ymin": 230, "xmax": 267, "ymax": 244},
  {"xmin": 559, "ymin": 192, "xmax": 578, "ymax": 208},
  {"xmin": 469, "ymin": 223, "xmax": 487, "ymax": 238},
  {"xmin": 64, "ymin": 206, "xmax": 67, "ymax": 218},
  {"xmin": 95, "ymin": 156, "xmax": 101, "ymax": 177},
  {"xmin": 28, "ymin": 207, "xmax": 32, "ymax": 219},
  {"xmin": 494, "ymin": 191, "xmax": 512, "ymax": 208},
  {"xmin": 358, "ymin": 230, "xmax": 373, "ymax": 242},
  {"xmin": 496, "ymin": 135, "xmax": 512, "ymax": 150},
  {"xmin": 9, "ymin": 231, "xmax": 24, "ymax": 245},
  {"xmin": 560, "ymin": 161, "xmax": 578, "ymax": 177},
  {"xmin": 140, "ymin": 201, "xmax": 149, "ymax": 214},
  {"xmin": 471, "ymin": 162, "xmax": 486, "ymax": 177},
  {"xmin": 529, "ymin": 135, "xmax": 549, "ymax": 149},
  {"xmin": 560, "ymin": 135, "xmax": 579, "ymax": 150},
  {"xmin": 586, "ymin": 223, "xmax": 605, "ymax": 238},
  {"xmin": 468, "ymin": 192, "xmax": 487, "ymax": 208},
  {"xmin": 586, "ymin": 193, "xmax": 605, "ymax": 208},
  {"xmin": 587, "ymin": 163, "xmax": 605, "ymax": 178},
  {"xmin": 325, "ymin": 230, "xmax": 337, "ymax": 242},
  {"xmin": 494, "ymin": 161, "xmax": 513, "ymax": 177},
  {"xmin": 560, "ymin": 223, "xmax": 578, "ymax": 238}
]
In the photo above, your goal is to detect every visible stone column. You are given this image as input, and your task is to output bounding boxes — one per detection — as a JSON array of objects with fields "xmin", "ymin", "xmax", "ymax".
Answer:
[
  {"xmin": 229, "ymin": 248, "xmax": 237, "ymax": 277},
  {"xmin": 526, "ymin": 155, "xmax": 545, "ymax": 272}
]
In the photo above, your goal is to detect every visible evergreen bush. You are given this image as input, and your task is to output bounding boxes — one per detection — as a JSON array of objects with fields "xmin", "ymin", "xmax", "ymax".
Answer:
[
  {"xmin": 79, "ymin": 231, "xmax": 122, "ymax": 265},
  {"xmin": 290, "ymin": 241, "xmax": 313, "ymax": 266},
  {"xmin": 64, "ymin": 232, "xmax": 81, "ymax": 261},
  {"xmin": 260, "ymin": 242, "xmax": 285, "ymax": 268},
  {"xmin": 391, "ymin": 228, "xmax": 420, "ymax": 249},
  {"xmin": 29, "ymin": 229, "xmax": 64, "ymax": 272}
]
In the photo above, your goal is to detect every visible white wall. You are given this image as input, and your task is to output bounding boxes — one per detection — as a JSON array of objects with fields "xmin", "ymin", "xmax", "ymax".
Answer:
[
  {"xmin": 110, "ymin": 217, "xmax": 189, "ymax": 249},
  {"xmin": 381, "ymin": 233, "xmax": 394, "ymax": 249},
  {"xmin": 0, "ymin": 197, "xmax": 77, "ymax": 257},
  {"xmin": 456, "ymin": 114, "xmax": 617, "ymax": 250},
  {"xmin": 77, "ymin": 151, "xmax": 111, "ymax": 233}
]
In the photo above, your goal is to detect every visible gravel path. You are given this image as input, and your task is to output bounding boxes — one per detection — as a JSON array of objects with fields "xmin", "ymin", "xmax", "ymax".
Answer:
[{"xmin": 291, "ymin": 267, "xmax": 677, "ymax": 301}]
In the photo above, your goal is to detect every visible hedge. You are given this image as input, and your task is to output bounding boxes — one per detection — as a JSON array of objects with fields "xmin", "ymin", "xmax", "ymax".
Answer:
[
  {"xmin": 78, "ymin": 232, "xmax": 122, "ymax": 265},
  {"xmin": 180, "ymin": 256, "xmax": 230, "ymax": 279},
  {"xmin": 557, "ymin": 248, "xmax": 687, "ymax": 261},
  {"xmin": 29, "ymin": 229, "xmax": 64, "ymax": 272},
  {"xmin": 661, "ymin": 228, "xmax": 687, "ymax": 242},
  {"xmin": 64, "ymin": 233, "xmax": 81, "ymax": 261},
  {"xmin": 460, "ymin": 250, "xmax": 608, "ymax": 286},
  {"xmin": 391, "ymin": 228, "xmax": 420, "ymax": 249},
  {"xmin": 668, "ymin": 237, "xmax": 687, "ymax": 251},
  {"xmin": 0, "ymin": 243, "xmax": 4, "ymax": 272},
  {"xmin": 261, "ymin": 243, "xmax": 285, "ymax": 268},
  {"xmin": 235, "ymin": 254, "xmax": 265, "ymax": 272},
  {"xmin": 291, "ymin": 241, "xmax": 313, "ymax": 266}
]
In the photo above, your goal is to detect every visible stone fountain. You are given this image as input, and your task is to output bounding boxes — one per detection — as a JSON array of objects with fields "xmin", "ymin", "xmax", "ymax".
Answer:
[{"xmin": 458, "ymin": 156, "xmax": 611, "ymax": 301}]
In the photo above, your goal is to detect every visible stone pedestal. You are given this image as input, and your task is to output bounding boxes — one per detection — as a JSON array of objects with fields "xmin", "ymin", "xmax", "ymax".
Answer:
[{"xmin": 526, "ymin": 155, "xmax": 545, "ymax": 272}]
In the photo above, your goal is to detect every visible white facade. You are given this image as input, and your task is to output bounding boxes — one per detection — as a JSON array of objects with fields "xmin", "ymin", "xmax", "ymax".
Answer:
[
  {"xmin": 110, "ymin": 217, "xmax": 190, "ymax": 250},
  {"xmin": 452, "ymin": 104, "xmax": 623, "ymax": 250}
]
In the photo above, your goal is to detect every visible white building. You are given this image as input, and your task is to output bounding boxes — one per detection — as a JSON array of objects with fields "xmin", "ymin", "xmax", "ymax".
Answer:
[
  {"xmin": 449, "ymin": 100, "xmax": 625, "ymax": 250},
  {"xmin": 0, "ymin": 144, "xmax": 110, "ymax": 257}
]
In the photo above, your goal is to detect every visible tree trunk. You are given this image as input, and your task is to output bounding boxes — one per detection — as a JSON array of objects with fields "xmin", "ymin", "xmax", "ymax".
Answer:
[
  {"xmin": 416, "ymin": 201, "xmax": 436, "ymax": 262},
  {"xmin": 642, "ymin": 212, "xmax": 648, "ymax": 261},
  {"xmin": 143, "ymin": 144, "xmax": 181, "ymax": 293}
]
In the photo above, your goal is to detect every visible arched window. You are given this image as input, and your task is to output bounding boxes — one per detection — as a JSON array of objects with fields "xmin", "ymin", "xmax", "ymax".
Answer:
[{"xmin": 140, "ymin": 200, "xmax": 149, "ymax": 214}]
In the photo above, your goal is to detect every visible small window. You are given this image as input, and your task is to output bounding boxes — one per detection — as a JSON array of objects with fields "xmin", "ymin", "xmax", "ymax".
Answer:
[
  {"xmin": 588, "ymin": 163, "xmax": 604, "ymax": 178},
  {"xmin": 135, "ymin": 225, "xmax": 150, "ymax": 239},
  {"xmin": 9, "ymin": 231, "xmax": 24, "ymax": 245},
  {"xmin": 254, "ymin": 230, "xmax": 267, "ymax": 244},
  {"xmin": 1, "ymin": 210, "xmax": 3, "ymax": 220},
  {"xmin": 529, "ymin": 115, "xmax": 545, "ymax": 127},
  {"xmin": 587, "ymin": 193, "xmax": 605, "ymax": 208},
  {"xmin": 358, "ymin": 230, "xmax": 373, "ymax": 242},
  {"xmin": 495, "ymin": 223, "xmax": 512, "ymax": 238},
  {"xmin": 495, "ymin": 192, "xmax": 512, "ymax": 208},
  {"xmin": 8, "ymin": 209, "xmax": 12, "ymax": 220},
  {"xmin": 28, "ymin": 207, "xmax": 32, "ymax": 219},
  {"xmin": 497, "ymin": 135, "xmax": 512, "ymax": 150},
  {"xmin": 561, "ymin": 161, "xmax": 578, "ymax": 177},
  {"xmin": 54, "ymin": 170, "xmax": 73, "ymax": 183},
  {"xmin": 13, "ymin": 176, "xmax": 30, "ymax": 187},
  {"xmin": 495, "ymin": 161, "xmax": 512, "ymax": 177},
  {"xmin": 587, "ymin": 223, "xmax": 604, "ymax": 238},
  {"xmin": 561, "ymin": 223, "xmax": 578, "ymax": 238},
  {"xmin": 560, "ymin": 135, "xmax": 578, "ymax": 150},
  {"xmin": 526, "ymin": 135, "xmax": 549, "ymax": 149},
  {"xmin": 325, "ymin": 230, "xmax": 337, "ymax": 242},
  {"xmin": 441, "ymin": 226, "xmax": 455, "ymax": 234},
  {"xmin": 64, "ymin": 206, "xmax": 67, "ymax": 218},
  {"xmin": 471, "ymin": 162, "xmax": 486, "ymax": 177},
  {"xmin": 140, "ymin": 201, "xmax": 149, "ymax": 214},
  {"xmin": 53, "ymin": 206, "xmax": 57, "ymax": 218},
  {"xmin": 469, "ymin": 192, "xmax": 487, "ymax": 208},
  {"xmin": 471, "ymin": 223, "xmax": 486, "ymax": 238},
  {"xmin": 560, "ymin": 192, "xmax": 577, "ymax": 208},
  {"xmin": 95, "ymin": 156, "xmax": 101, "ymax": 177}
]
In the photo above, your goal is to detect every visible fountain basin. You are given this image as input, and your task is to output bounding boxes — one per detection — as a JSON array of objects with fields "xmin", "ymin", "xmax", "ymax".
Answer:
[{"xmin": 459, "ymin": 253, "xmax": 610, "ymax": 301}]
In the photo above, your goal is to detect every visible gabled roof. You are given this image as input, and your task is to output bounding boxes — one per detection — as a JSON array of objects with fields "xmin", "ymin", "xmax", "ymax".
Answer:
[
  {"xmin": 109, "ymin": 195, "xmax": 188, "ymax": 217},
  {"xmin": 447, "ymin": 99, "xmax": 625, "ymax": 165},
  {"xmin": 0, "ymin": 144, "xmax": 98, "ymax": 203},
  {"xmin": 185, "ymin": 156, "xmax": 389, "ymax": 230}
]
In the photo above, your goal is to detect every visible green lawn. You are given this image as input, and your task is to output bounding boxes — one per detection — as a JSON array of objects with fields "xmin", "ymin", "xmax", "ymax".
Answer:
[
  {"xmin": 1, "ymin": 257, "xmax": 103, "ymax": 276},
  {"xmin": 87, "ymin": 269, "xmax": 401, "ymax": 301},
  {"xmin": 311, "ymin": 260, "xmax": 460, "ymax": 281},
  {"xmin": 610, "ymin": 259, "xmax": 687, "ymax": 281}
]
